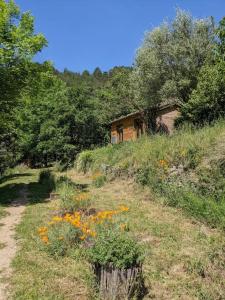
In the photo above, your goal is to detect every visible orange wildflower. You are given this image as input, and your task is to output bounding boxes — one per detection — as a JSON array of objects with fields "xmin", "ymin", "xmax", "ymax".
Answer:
[{"xmin": 41, "ymin": 235, "xmax": 49, "ymax": 244}]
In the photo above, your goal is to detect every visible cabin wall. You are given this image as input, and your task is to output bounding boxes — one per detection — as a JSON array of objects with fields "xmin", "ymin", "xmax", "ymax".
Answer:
[
  {"xmin": 111, "ymin": 115, "xmax": 136, "ymax": 144},
  {"xmin": 110, "ymin": 107, "xmax": 180, "ymax": 144},
  {"xmin": 156, "ymin": 107, "xmax": 180, "ymax": 134}
]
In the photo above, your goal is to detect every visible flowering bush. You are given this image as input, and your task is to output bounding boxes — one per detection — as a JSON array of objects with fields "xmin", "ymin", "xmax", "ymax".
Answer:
[
  {"xmin": 39, "ymin": 222, "xmax": 83, "ymax": 256},
  {"xmin": 38, "ymin": 205, "xmax": 130, "ymax": 256}
]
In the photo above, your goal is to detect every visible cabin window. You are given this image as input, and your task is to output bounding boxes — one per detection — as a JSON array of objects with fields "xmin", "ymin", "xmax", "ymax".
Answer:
[
  {"xmin": 111, "ymin": 136, "xmax": 117, "ymax": 144},
  {"xmin": 134, "ymin": 119, "xmax": 143, "ymax": 138},
  {"xmin": 116, "ymin": 125, "xmax": 123, "ymax": 143}
]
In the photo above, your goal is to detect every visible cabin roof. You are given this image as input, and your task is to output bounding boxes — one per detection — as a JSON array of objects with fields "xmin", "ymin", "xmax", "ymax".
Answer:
[{"xmin": 109, "ymin": 100, "xmax": 180, "ymax": 125}]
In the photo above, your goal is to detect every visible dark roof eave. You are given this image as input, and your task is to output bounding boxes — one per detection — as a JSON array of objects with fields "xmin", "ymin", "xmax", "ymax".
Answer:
[{"xmin": 109, "ymin": 102, "xmax": 180, "ymax": 125}]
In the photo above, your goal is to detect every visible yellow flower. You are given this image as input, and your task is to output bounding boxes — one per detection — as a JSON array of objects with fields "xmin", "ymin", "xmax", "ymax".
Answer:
[
  {"xmin": 120, "ymin": 223, "xmax": 126, "ymax": 231},
  {"xmin": 52, "ymin": 216, "xmax": 63, "ymax": 222},
  {"xmin": 180, "ymin": 150, "xmax": 186, "ymax": 157},
  {"xmin": 79, "ymin": 235, "xmax": 86, "ymax": 240},
  {"xmin": 38, "ymin": 227, "xmax": 48, "ymax": 235},
  {"xmin": 119, "ymin": 205, "xmax": 129, "ymax": 212}
]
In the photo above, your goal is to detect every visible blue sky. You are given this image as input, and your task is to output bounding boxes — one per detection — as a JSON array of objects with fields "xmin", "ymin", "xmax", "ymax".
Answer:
[{"xmin": 16, "ymin": 0, "xmax": 224, "ymax": 73}]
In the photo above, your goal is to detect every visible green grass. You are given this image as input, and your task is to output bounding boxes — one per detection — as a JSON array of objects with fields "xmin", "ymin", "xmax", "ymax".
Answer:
[
  {"xmin": 76, "ymin": 120, "xmax": 225, "ymax": 229},
  {"xmin": 0, "ymin": 165, "xmax": 39, "ymax": 220},
  {"xmin": 10, "ymin": 168, "xmax": 95, "ymax": 300},
  {"xmin": 4, "ymin": 166, "xmax": 225, "ymax": 299},
  {"xmin": 65, "ymin": 171, "xmax": 225, "ymax": 300}
]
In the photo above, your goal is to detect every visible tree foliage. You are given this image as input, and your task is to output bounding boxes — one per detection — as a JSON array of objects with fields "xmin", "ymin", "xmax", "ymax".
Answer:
[
  {"xmin": 180, "ymin": 17, "xmax": 225, "ymax": 124},
  {"xmin": 0, "ymin": 0, "xmax": 46, "ymax": 174},
  {"xmin": 131, "ymin": 10, "xmax": 215, "ymax": 109},
  {"xmin": 17, "ymin": 63, "xmax": 111, "ymax": 168}
]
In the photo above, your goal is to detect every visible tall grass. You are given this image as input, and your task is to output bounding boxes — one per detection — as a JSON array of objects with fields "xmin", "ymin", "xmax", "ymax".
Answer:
[{"xmin": 76, "ymin": 120, "xmax": 225, "ymax": 229}]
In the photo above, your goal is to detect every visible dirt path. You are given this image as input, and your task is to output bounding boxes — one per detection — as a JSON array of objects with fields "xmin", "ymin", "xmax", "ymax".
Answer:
[{"xmin": 0, "ymin": 187, "xmax": 28, "ymax": 300}]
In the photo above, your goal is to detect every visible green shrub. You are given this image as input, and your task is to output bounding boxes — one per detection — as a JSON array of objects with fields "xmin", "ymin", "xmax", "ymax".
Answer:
[
  {"xmin": 93, "ymin": 174, "xmax": 106, "ymax": 188},
  {"xmin": 76, "ymin": 151, "xmax": 93, "ymax": 173},
  {"xmin": 38, "ymin": 169, "xmax": 56, "ymax": 190},
  {"xmin": 87, "ymin": 229, "xmax": 144, "ymax": 269}
]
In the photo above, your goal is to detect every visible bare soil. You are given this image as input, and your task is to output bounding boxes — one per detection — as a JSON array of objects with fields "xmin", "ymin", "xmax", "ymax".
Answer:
[{"xmin": 0, "ymin": 187, "xmax": 28, "ymax": 300}]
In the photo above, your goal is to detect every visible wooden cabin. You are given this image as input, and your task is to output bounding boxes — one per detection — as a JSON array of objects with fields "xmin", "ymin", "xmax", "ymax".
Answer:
[{"xmin": 110, "ymin": 104, "xmax": 180, "ymax": 144}]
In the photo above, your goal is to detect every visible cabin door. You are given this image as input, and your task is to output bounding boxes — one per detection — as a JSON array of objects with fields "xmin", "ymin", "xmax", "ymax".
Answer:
[
  {"xmin": 134, "ymin": 119, "xmax": 143, "ymax": 139},
  {"xmin": 117, "ymin": 125, "xmax": 123, "ymax": 143}
]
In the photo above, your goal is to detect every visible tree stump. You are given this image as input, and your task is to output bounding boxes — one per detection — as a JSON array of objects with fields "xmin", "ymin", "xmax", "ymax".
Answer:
[{"xmin": 93, "ymin": 263, "xmax": 143, "ymax": 300}]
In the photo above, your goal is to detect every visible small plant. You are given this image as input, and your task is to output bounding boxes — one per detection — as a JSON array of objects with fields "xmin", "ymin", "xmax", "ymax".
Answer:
[
  {"xmin": 39, "ymin": 169, "xmax": 51, "ymax": 183},
  {"xmin": 57, "ymin": 181, "xmax": 91, "ymax": 213},
  {"xmin": 38, "ymin": 206, "xmax": 130, "ymax": 256},
  {"xmin": 87, "ymin": 228, "xmax": 144, "ymax": 299},
  {"xmin": 92, "ymin": 172, "xmax": 106, "ymax": 188},
  {"xmin": 38, "ymin": 221, "xmax": 83, "ymax": 256},
  {"xmin": 87, "ymin": 229, "xmax": 143, "ymax": 269},
  {"xmin": 76, "ymin": 150, "xmax": 93, "ymax": 173}
]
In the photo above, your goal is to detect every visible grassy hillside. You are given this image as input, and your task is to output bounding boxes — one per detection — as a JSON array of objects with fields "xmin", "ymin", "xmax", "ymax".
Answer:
[{"xmin": 76, "ymin": 120, "xmax": 225, "ymax": 229}]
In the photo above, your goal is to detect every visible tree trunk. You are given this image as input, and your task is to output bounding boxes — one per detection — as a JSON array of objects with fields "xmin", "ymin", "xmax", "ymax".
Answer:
[{"xmin": 145, "ymin": 108, "xmax": 157, "ymax": 134}]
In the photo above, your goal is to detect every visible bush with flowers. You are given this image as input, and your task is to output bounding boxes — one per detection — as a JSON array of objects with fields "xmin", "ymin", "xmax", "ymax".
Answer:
[
  {"xmin": 38, "ymin": 204, "xmax": 131, "ymax": 257},
  {"xmin": 37, "ymin": 181, "xmax": 144, "ymax": 298}
]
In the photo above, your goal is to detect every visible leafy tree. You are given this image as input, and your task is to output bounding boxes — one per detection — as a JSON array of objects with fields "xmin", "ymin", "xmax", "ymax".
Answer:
[
  {"xmin": 93, "ymin": 67, "xmax": 102, "ymax": 80},
  {"xmin": 179, "ymin": 62, "xmax": 225, "ymax": 124},
  {"xmin": 56, "ymin": 65, "xmax": 134, "ymax": 123},
  {"xmin": 0, "ymin": 0, "xmax": 46, "ymax": 174},
  {"xmin": 131, "ymin": 10, "xmax": 215, "ymax": 110},
  {"xmin": 17, "ymin": 63, "xmax": 70, "ymax": 167},
  {"xmin": 179, "ymin": 17, "xmax": 225, "ymax": 124},
  {"xmin": 216, "ymin": 16, "xmax": 225, "ymax": 60},
  {"xmin": 17, "ymin": 64, "xmax": 109, "ymax": 168},
  {"xmin": 98, "ymin": 66, "xmax": 134, "ymax": 121}
]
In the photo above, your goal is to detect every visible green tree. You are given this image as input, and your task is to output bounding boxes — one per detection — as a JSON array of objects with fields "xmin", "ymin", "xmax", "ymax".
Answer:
[
  {"xmin": 131, "ymin": 10, "xmax": 215, "ymax": 110},
  {"xmin": 179, "ymin": 17, "xmax": 225, "ymax": 124},
  {"xmin": 0, "ymin": 0, "xmax": 46, "ymax": 174},
  {"xmin": 17, "ymin": 63, "xmax": 70, "ymax": 167},
  {"xmin": 17, "ymin": 63, "xmax": 109, "ymax": 168}
]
